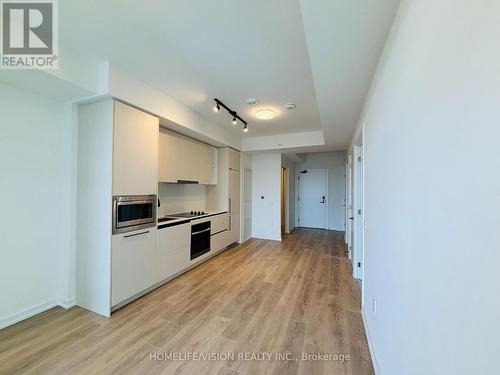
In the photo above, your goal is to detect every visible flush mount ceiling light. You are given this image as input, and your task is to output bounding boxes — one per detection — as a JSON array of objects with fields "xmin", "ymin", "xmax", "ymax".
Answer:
[
  {"xmin": 255, "ymin": 110, "xmax": 276, "ymax": 120},
  {"xmin": 213, "ymin": 98, "xmax": 248, "ymax": 133}
]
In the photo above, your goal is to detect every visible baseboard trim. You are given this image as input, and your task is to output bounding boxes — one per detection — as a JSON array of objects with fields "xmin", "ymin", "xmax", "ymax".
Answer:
[
  {"xmin": 251, "ymin": 235, "xmax": 282, "ymax": 242},
  {"xmin": 239, "ymin": 236, "xmax": 252, "ymax": 244},
  {"xmin": 0, "ymin": 300, "xmax": 58, "ymax": 330},
  {"xmin": 0, "ymin": 297, "xmax": 77, "ymax": 330},
  {"xmin": 361, "ymin": 308, "xmax": 380, "ymax": 375},
  {"xmin": 58, "ymin": 298, "xmax": 76, "ymax": 309}
]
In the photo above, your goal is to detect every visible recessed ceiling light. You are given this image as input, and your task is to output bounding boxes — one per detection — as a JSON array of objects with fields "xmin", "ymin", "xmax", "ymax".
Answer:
[
  {"xmin": 284, "ymin": 103, "xmax": 296, "ymax": 110},
  {"xmin": 256, "ymin": 110, "xmax": 275, "ymax": 120}
]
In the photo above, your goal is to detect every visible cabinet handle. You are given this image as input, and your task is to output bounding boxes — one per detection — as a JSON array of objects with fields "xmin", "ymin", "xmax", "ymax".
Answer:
[
  {"xmin": 229, "ymin": 216, "xmax": 232, "ymax": 231},
  {"xmin": 192, "ymin": 228, "xmax": 211, "ymax": 235},
  {"xmin": 123, "ymin": 230, "xmax": 150, "ymax": 238},
  {"xmin": 229, "ymin": 198, "xmax": 232, "ymax": 213}
]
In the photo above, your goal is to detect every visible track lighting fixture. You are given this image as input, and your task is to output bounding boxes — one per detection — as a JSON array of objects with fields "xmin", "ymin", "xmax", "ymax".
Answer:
[{"xmin": 213, "ymin": 98, "xmax": 248, "ymax": 133}]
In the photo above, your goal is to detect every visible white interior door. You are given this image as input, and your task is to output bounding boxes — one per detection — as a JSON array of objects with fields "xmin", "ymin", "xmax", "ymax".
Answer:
[{"xmin": 298, "ymin": 170, "xmax": 327, "ymax": 229}]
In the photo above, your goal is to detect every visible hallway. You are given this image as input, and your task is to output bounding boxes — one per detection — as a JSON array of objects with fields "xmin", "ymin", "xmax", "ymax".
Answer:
[{"xmin": 0, "ymin": 229, "xmax": 373, "ymax": 375}]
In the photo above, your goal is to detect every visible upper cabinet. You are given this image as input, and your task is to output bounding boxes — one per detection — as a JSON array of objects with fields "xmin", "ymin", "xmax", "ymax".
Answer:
[
  {"xmin": 228, "ymin": 148, "xmax": 240, "ymax": 171},
  {"xmin": 159, "ymin": 129, "xmax": 216, "ymax": 185},
  {"xmin": 113, "ymin": 101, "xmax": 159, "ymax": 195}
]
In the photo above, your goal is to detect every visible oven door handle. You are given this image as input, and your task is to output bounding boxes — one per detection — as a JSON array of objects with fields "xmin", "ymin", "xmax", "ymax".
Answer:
[{"xmin": 192, "ymin": 228, "xmax": 211, "ymax": 235}]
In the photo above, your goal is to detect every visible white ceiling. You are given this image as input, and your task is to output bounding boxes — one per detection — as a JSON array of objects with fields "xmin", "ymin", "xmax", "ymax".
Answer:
[
  {"xmin": 60, "ymin": 0, "xmax": 400, "ymax": 149},
  {"xmin": 300, "ymin": 0, "xmax": 401, "ymax": 149}
]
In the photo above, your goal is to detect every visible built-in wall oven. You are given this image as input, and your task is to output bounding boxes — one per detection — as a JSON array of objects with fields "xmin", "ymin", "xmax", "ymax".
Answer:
[
  {"xmin": 191, "ymin": 220, "xmax": 211, "ymax": 260},
  {"xmin": 112, "ymin": 195, "xmax": 157, "ymax": 234}
]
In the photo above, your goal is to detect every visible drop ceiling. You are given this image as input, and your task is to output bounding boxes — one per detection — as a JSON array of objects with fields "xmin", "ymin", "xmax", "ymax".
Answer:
[{"xmin": 60, "ymin": 0, "xmax": 400, "ymax": 149}]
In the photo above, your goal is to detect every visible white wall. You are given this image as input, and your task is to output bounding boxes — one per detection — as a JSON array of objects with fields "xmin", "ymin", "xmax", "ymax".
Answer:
[
  {"xmin": 251, "ymin": 154, "xmax": 282, "ymax": 241},
  {"xmin": 358, "ymin": 1, "xmax": 500, "ymax": 374},
  {"xmin": 295, "ymin": 151, "xmax": 346, "ymax": 231},
  {"xmin": 158, "ymin": 183, "xmax": 207, "ymax": 215},
  {"xmin": 281, "ymin": 155, "xmax": 296, "ymax": 233},
  {"xmin": 0, "ymin": 83, "xmax": 76, "ymax": 328}
]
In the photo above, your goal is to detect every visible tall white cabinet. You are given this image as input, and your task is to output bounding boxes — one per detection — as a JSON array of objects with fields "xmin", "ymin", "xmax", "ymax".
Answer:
[
  {"xmin": 228, "ymin": 149, "xmax": 241, "ymax": 245},
  {"xmin": 113, "ymin": 102, "xmax": 159, "ymax": 195},
  {"xmin": 76, "ymin": 99, "xmax": 159, "ymax": 317},
  {"xmin": 207, "ymin": 148, "xmax": 241, "ymax": 247}
]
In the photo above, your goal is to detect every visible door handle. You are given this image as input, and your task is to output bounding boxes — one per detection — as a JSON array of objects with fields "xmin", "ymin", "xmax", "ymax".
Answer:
[
  {"xmin": 349, "ymin": 217, "xmax": 354, "ymax": 220},
  {"xmin": 320, "ymin": 196, "xmax": 325, "ymax": 203},
  {"xmin": 192, "ymin": 228, "xmax": 211, "ymax": 235},
  {"xmin": 123, "ymin": 230, "xmax": 150, "ymax": 238}
]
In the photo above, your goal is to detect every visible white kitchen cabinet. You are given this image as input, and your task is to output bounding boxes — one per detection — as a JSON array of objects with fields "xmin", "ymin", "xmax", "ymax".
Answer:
[
  {"xmin": 211, "ymin": 213, "xmax": 229, "ymax": 234},
  {"xmin": 158, "ymin": 129, "xmax": 180, "ymax": 183},
  {"xmin": 197, "ymin": 143, "xmax": 213, "ymax": 184},
  {"xmin": 111, "ymin": 229, "xmax": 157, "ymax": 306},
  {"xmin": 228, "ymin": 213, "xmax": 240, "ymax": 246},
  {"xmin": 211, "ymin": 230, "xmax": 228, "ymax": 253},
  {"xmin": 159, "ymin": 130, "xmax": 216, "ymax": 184},
  {"xmin": 113, "ymin": 101, "xmax": 159, "ymax": 195},
  {"xmin": 156, "ymin": 223, "xmax": 191, "ymax": 282},
  {"xmin": 228, "ymin": 148, "xmax": 240, "ymax": 171},
  {"xmin": 207, "ymin": 148, "xmax": 241, "ymax": 247},
  {"xmin": 77, "ymin": 99, "xmax": 159, "ymax": 317},
  {"xmin": 229, "ymin": 169, "xmax": 240, "ymax": 215}
]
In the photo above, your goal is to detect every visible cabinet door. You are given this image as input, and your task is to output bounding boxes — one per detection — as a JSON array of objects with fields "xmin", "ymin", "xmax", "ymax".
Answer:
[
  {"xmin": 157, "ymin": 223, "xmax": 190, "ymax": 282},
  {"xmin": 111, "ymin": 229, "xmax": 156, "ymax": 306},
  {"xmin": 229, "ymin": 169, "xmax": 240, "ymax": 214},
  {"xmin": 197, "ymin": 143, "xmax": 213, "ymax": 184},
  {"xmin": 113, "ymin": 101, "xmax": 159, "ymax": 195},
  {"xmin": 159, "ymin": 131, "xmax": 179, "ymax": 183},
  {"xmin": 228, "ymin": 149, "xmax": 240, "ymax": 171},
  {"xmin": 211, "ymin": 214, "xmax": 229, "ymax": 234},
  {"xmin": 228, "ymin": 213, "xmax": 240, "ymax": 245},
  {"xmin": 211, "ymin": 230, "xmax": 228, "ymax": 253}
]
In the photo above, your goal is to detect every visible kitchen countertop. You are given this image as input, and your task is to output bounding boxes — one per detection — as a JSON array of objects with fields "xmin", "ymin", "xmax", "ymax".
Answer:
[{"xmin": 157, "ymin": 210, "xmax": 228, "ymax": 225}]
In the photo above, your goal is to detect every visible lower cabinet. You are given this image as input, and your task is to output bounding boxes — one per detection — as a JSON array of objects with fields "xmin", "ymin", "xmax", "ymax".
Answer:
[
  {"xmin": 227, "ymin": 213, "xmax": 240, "ymax": 246},
  {"xmin": 211, "ymin": 230, "xmax": 228, "ymax": 253},
  {"xmin": 156, "ymin": 223, "xmax": 191, "ymax": 282},
  {"xmin": 111, "ymin": 229, "xmax": 156, "ymax": 306}
]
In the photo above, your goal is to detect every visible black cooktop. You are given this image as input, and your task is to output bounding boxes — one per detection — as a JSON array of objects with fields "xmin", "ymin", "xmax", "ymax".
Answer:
[{"xmin": 170, "ymin": 211, "xmax": 207, "ymax": 218}]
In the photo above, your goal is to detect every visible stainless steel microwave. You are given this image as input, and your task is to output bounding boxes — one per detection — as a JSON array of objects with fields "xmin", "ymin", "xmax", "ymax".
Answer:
[{"xmin": 112, "ymin": 195, "xmax": 157, "ymax": 234}]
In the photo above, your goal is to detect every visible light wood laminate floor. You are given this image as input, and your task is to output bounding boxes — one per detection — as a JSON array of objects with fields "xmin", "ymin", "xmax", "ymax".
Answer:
[{"xmin": 0, "ymin": 229, "xmax": 374, "ymax": 375}]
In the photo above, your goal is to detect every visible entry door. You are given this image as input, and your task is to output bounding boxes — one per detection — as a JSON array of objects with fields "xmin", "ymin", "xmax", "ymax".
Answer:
[{"xmin": 298, "ymin": 170, "xmax": 327, "ymax": 229}]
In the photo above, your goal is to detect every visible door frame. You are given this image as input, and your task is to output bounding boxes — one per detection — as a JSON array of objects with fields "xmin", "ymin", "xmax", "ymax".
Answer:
[
  {"xmin": 352, "ymin": 144, "xmax": 364, "ymax": 281},
  {"xmin": 296, "ymin": 168, "xmax": 328, "ymax": 230},
  {"xmin": 281, "ymin": 167, "xmax": 290, "ymax": 234},
  {"xmin": 345, "ymin": 154, "xmax": 353, "ymax": 258}
]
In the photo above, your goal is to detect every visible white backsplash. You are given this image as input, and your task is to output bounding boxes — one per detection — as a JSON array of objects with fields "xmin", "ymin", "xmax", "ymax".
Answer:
[{"xmin": 158, "ymin": 183, "xmax": 206, "ymax": 215}]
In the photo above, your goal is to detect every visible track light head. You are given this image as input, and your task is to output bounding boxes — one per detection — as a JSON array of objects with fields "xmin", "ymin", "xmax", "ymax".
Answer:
[
  {"xmin": 243, "ymin": 125, "xmax": 248, "ymax": 133},
  {"xmin": 213, "ymin": 99, "xmax": 247, "ymax": 131}
]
